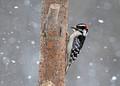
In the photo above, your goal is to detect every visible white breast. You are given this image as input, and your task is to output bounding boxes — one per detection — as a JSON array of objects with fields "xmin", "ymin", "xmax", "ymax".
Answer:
[{"xmin": 67, "ymin": 31, "xmax": 82, "ymax": 55}]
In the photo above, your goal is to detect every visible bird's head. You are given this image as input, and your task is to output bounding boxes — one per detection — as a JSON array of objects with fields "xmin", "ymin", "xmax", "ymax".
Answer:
[{"xmin": 71, "ymin": 23, "xmax": 88, "ymax": 36}]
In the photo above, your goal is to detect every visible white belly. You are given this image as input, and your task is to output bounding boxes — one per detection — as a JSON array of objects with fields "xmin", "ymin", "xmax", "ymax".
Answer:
[{"xmin": 67, "ymin": 31, "xmax": 82, "ymax": 56}]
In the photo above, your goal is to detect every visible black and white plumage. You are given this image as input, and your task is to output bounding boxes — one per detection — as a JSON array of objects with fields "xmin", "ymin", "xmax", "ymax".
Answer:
[{"xmin": 66, "ymin": 23, "xmax": 88, "ymax": 73}]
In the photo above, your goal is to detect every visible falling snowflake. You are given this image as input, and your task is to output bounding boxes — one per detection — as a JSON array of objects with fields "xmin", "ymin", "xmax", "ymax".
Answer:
[
  {"xmin": 1, "ymin": 81, "xmax": 4, "ymax": 84},
  {"xmin": 112, "ymin": 76, "xmax": 117, "ymax": 81},
  {"xmin": 113, "ymin": 59, "xmax": 117, "ymax": 62},
  {"xmin": 97, "ymin": 6, "xmax": 100, "ymax": 8},
  {"xmin": 11, "ymin": 31, "xmax": 13, "ymax": 34},
  {"xmin": 9, "ymin": 11, "xmax": 12, "ymax": 14},
  {"xmin": 14, "ymin": 6, "xmax": 18, "ymax": 9},
  {"xmin": 98, "ymin": 19, "xmax": 104, "ymax": 23},
  {"xmin": 2, "ymin": 57, "xmax": 10, "ymax": 65},
  {"xmin": 18, "ymin": 41, "xmax": 21, "ymax": 43},
  {"xmin": 28, "ymin": 76, "xmax": 32, "ymax": 79},
  {"xmin": 36, "ymin": 61, "xmax": 39, "ymax": 64},
  {"xmin": 89, "ymin": 62, "xmax": 93, "ymax": 66},
  {"xmin": 77, "ymin": 76, "xmax": 81, "ymax": 79},
  {"xmin": 16, "ymin": 46, "xmax": 20, "ymax": 49},
  {"xmin": 105, "ymin": 67, "xmax": 109, "ymax": 73},
  {"xmin": 11, "ymin": 60, "xmax": 16, "ymax": 63},
  {"xmin": 0, "ymin": 52, "xmax": 4, "ymax": 55},
  {"xmin": 31, "ymin": 40, "xmax": 35, "ymax": 45},
  {"xmin": 100, "ymin": 58, "xmax": 103, "ymax": 61},
  {"xmin": 2, "ymin": 38, "xmax": 5, "ymax": 41},
  {"xmin": 104, "ymin": 46, "xmax": 107, "ymax": 49}
]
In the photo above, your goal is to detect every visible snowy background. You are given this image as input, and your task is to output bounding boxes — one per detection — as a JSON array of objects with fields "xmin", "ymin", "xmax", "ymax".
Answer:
[{"xmin": 0, "ymin": 0, "xmax": 120, "ymax": 86}]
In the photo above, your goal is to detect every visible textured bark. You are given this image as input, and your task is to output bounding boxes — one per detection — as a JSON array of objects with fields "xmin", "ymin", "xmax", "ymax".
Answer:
[{"xmin": 38, "ymin": 0, "xmax": 68, "ymax": 86}]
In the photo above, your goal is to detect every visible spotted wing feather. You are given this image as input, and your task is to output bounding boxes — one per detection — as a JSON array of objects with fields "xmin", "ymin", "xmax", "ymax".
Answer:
[
  {"xmin": 66, "ymin": 34, "xmax": 85, "ymax": 73},
  {"xmin": 69, "ymin": 35, "xmax": 85, "ymax": 63}
]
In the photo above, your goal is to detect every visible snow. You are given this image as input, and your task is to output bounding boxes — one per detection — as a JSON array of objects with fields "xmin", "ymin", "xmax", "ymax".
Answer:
[
  {"xmin": 36, "ymin": 61, "xmax": 39, "ymax": 64},
  {"xmin": 2, "ymin": 38, "xmax": 5, "ymax": 40},
  {"xmin": 113, "ymin": 59, "xmax": 117, "ymax": 62},
  {"xmin": 97, "ymin": 6, "xmax": 100, "ymax": 8},
  {"xmin": 100, "ymin": 58, "xmax": 103, "ymax": 61},
  {"xmin": 105, "ymin": 67, "xmax": 109, "ymax": 73},
  {"xmin": 110, "ymin": 76, "xmax": 117, "ymax": 83},
  {"xmin": 0, "ymin": 1, "xmax": 40, "ymax": 86},
  {"xmin": 77, "ymin": 76, "xmax": 81, "ymax": 79},
  {"xmin": 98, "ymin": 19, "xmax": 104, "ymax": 23},
  {"xmin": 105, "ymin": 70, "xmax": 108, "ymax": 73},
  {"xmin": 14, "ymin": 6, "xmax": 18, "ymax": 9},
  {"xmin": 16, "ymin": 46, "xmax": 20, "ymax": 49},
  {"xmin": 28, "ymin": 76, "xmax": 32, "ymax": 79},
  {"xmin": 11, "ymin": 60, "xmax": 16, "ymax": 63},
  {"xmin": 0, "ymin": 52, "xmax": 4, "ymax": 55},
  {"xmin": 104, "ymin": 46, "xmax": 107, "ymax": 49},
  {"xmin": 10, "ymin": 31, "xmax": 14, "ymax": 34},
  {"xmin": 18, "ymin": 41, "xmax": 21, "ymax": 43},
  {"xmin": 89, "ymin": 62, "xmax": 93, "ymax": 66},
  {"xmin": 31, "ymin": 40, "xmax": 35, "ymax": 45},
  {"xmin": 0, "ymin": 0, "xmax": 120, "ymax": 86},
  {"xmin": 2, "ymin": 57, "xmax": 10, "ymax": 65},
  {"xmin": 1, "ymin": 81, "xmax": 4, "ymax": 84},
  {"xmin": 9, "ymin": 11, "xmax": 12, "ymax": 14},
  {"xmin": 112, "ymin": 76, "xmax": 117, "ymax": 81}
]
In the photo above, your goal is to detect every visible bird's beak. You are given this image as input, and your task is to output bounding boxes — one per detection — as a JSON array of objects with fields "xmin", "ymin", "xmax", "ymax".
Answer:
[
  {"xmin": 71, "ymin": 26, "xmax": 77, "ymax": 30},
  {"xmin": 71, "ymin": 26, "xmax": 82, "ymax": 31}
]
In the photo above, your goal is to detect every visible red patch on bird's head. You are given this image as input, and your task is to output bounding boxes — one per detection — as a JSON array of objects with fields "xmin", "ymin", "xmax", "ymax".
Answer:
[{"xmin": 85, "ymin": 25, "xmax": 88, "ymax": 29}]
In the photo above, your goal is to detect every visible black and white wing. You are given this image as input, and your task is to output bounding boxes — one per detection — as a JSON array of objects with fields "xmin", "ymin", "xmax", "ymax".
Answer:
[
  {"xmin": 69, "ymin": 35, "xmax": 85, "ymax": 63},
  {"xmin": 66, "ymin": 35, "xmax": 85, "ymax": 73}
]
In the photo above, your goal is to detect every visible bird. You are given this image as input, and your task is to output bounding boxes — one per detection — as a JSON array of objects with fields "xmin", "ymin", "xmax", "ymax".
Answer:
[{"xmin": 66, "ymin": 23, "xmax": 88, "ymax": 74}]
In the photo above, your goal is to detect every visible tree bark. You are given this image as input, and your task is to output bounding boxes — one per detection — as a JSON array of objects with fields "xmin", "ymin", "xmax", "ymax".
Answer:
[{"xmin": 38, "ymin": 0, "xmax": 68, "ymax": 86}]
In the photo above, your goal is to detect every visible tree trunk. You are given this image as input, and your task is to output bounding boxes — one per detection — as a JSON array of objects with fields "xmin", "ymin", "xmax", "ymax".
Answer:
[{"xmin": 38, "ymin": 0, "xmax": 68, "ymax": 86}]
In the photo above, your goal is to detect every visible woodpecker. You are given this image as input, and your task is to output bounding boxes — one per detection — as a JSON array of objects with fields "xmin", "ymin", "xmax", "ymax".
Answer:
[{"xmin": 66, "ymin": 23, "xmax": 88, "ymax": 73}]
